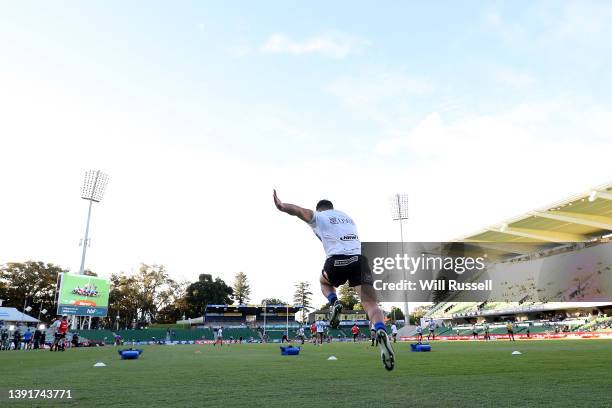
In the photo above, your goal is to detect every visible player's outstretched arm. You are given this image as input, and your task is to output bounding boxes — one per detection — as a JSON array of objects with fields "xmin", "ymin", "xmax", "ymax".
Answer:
[{"xmin": 273, "ymin": 189, "xmax": 314, "ymax": 223}]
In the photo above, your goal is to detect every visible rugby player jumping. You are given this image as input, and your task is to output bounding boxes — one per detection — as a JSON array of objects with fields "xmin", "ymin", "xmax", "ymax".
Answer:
[{"xmin": 273, "ymin": 190, "xmax": 395, "ymax": 370}]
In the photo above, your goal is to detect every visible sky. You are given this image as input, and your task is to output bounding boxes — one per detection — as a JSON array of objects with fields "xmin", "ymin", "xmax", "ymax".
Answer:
[{"xmin": 1, "ymin": 1, "xmax": 611, "ymax": 310}]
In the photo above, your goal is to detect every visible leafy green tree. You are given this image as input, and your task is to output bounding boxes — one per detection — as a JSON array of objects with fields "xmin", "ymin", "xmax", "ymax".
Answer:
[
  {"xmin": 108, "ymin": 273, "xmax": 140, "ymax": 329},
  {"xmin": 261, "ymin": 298, "xmax": 285, "ymax": 305},
  {"xmin": 387, "ymin": 306, "xmax": 405, "ymax": 322},
  {"xmin": 185, "ymin": 275, "xmax": 233, "ymax": 317},
  {"xmin": 0, "ymin": 261, "xmax": 66, "ymax": 321},
  {"xmin": 293, "ymin": 281, "xmax": 313, "ymax": 323},
  {"xmin": 338, "ymin": 283, "xmax": 359, "ymax": 309},
  {"xmin": 106, "ymin": 264, "xmax": 183, "ymax": 327},
  {"xmin": 232, "ymin": 272, "xmax": 251, "ymax": 304}
]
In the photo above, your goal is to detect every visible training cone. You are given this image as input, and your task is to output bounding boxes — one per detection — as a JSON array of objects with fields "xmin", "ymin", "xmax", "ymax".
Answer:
[
  {"xmin": 327, "ymin": 356, "xmax": 337, "ymax": 360},
  {"xmin": 93, "ymin": 362, "xmax": 106, "ymax": 367},
  {"xmin": 512, "ymin": 351, "xmax": 522, "ymax": 355}
]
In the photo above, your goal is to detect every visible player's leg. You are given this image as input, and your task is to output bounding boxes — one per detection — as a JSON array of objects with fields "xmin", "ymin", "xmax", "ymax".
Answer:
[
  {"xmin": 320, "ymin": 271, "xmax": 342, "ymax": 329},
  {"xmin": 355, "ymin": 284, "xmax": 395, "ymax": 371}
]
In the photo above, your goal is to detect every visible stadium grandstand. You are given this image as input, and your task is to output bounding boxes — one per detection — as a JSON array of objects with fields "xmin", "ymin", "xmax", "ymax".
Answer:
[
  {"xmin": 177, "ymin": 304, "xmax": 304, "ymax": 342},
  {"xmin": 413, "ymin": 182, "xmax": 612, "ymax": 339}
]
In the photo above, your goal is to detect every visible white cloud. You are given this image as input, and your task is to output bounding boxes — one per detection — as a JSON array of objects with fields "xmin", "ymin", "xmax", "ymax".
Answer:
[
  {"xmin": 373, "ymin": 102, "xmax": 612, "ymax": 234},
  {"xmin": 261, "ymin": 32, "xmax": 368, "ymax": 59},
  {"xmin": 329, "ymin": 69, "xmax": 433, "ymax": 126},
  {"xmin": 494, "ymin": 68, "xmax": 535, "ymax": 88},
  {"xmin": 485, "ymin": 11, "xmax": 526, "ymax": 43}
]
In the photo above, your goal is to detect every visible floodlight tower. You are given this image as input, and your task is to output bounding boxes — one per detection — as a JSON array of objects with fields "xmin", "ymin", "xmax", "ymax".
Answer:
[
  {"xmin": 73, "ymin": 170, "xmax": 109, "ymax": 329},
  {"xmin": 79, "ymin": 170, "xmax": 109, "ymax": 274},
  {"xmin": 390, "ymin": 193, "xmax": 409, "ymax": 326}
]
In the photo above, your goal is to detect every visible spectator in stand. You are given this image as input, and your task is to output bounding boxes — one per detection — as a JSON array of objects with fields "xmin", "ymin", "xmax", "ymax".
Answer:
[{"xmin": 23, "ymin": 328, "xmax": 33, "ymax": 350}]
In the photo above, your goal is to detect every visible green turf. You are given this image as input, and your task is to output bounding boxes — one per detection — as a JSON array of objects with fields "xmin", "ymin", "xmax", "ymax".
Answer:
[{"xmin": 1, "ymin": 340, "xmax": 612, "ymax": 407}]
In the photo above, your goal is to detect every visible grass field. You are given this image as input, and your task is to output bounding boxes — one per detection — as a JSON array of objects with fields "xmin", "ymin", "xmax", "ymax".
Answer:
[{"xmin": 1, "ymin": 340, "xmax": 612, "ymax": 407}]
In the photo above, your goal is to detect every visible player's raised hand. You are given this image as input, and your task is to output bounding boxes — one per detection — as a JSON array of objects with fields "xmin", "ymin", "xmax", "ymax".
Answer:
[{"xmin": 273, "ymin": 189, "xmax": 285, "ymax": 211}]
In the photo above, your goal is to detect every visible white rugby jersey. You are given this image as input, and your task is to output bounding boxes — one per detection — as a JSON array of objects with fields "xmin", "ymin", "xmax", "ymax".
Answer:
[
  {"xmin": 315, "ymin": 320, "xmax": 326, "ymax": 333},
  {"xmin": 309, "ymin": 209, "xmax": 361, "ymax": 258},
  {"xmin": 391, "ymin": 324, "xmax": 398, "ymax": 334}
]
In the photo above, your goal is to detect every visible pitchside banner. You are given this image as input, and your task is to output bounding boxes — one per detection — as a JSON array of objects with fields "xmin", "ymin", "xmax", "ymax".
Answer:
[
  {"xmin": 362, "ymin": 241, "xmax": 612, "ymax": 303},
  {"xmin": 56, "ymin": 273, "xmax": 110, "ymax": 317}
]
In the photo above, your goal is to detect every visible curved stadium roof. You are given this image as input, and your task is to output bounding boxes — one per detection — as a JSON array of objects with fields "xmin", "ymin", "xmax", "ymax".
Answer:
[{"xmin": 458, "ymin": 181, "xmax": 612, "ymax": 248}]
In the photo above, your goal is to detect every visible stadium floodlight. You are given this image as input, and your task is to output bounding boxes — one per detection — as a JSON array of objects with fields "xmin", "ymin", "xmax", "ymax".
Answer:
[
  {"xmin": 78, "ymin": 170, "xmax": 109, "ymax": 275},
  {"xmin": 73, "ymin": 170, "xmax": 109, "ymax": 330},
  {"xmin": 390, "ymin": 193, "xmax": 409, "ymax": 326}
]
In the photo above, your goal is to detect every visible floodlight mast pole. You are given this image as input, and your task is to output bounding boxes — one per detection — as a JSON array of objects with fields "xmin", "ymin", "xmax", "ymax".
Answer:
[
  {"xmin": 263, "ymin": 302, "xmax": 267, "ymax": 342},
  {"xmin": 71, "ymin": 170, "xmax": 108, "ymax": 330},
  {"xmin": 78, "ymin": 199, "xmax": 94, "ymax": 275},
  {"xmin": 391, "ymin": 193, "xmax": 409, "ymax": 327}
]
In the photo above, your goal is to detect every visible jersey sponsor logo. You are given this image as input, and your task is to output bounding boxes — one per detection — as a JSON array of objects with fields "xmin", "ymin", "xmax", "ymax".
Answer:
[
  {"xmin": 329, "ymin": 216, "xmax": 354, "ymax": 225},
  {"xmin": 340, "ymin": 234, "xmax": 358, "ymax": 241},
  {"xmin": 333, "ymin": 256, "xmax": 359, "ymax": 267}
]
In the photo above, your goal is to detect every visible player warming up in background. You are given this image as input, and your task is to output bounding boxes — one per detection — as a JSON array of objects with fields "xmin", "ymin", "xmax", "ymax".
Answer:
[
  {"xmin": 273, "ymin": 190, "xmax": 395, "ymax": 370},
  {"xmin": 351, "ymin": 324, "xmax": 360, "ymax": 342},
  {"xmin": 214, "ymin": 327, "xmax": 224, "ymax": 346},
  {"xmin": 391, "ymin": 323, "xmax": 398, "ymax": 343},
  {"xmin": 427, "ymin": 319, "xmax": 437, "ymax": 341},
  {"xmin": 506, "ymin": 322, "xmax": 515, "ymax": 341},
  {"xmin": 416, "ymin": 325, "xmax": 423, "ymax": 343}
]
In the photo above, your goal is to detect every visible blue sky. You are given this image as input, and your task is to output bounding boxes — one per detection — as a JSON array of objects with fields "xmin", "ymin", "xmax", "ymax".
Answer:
[{"xmin": 1, "ymin": 1, "xmax": 611, "ymax": 306}]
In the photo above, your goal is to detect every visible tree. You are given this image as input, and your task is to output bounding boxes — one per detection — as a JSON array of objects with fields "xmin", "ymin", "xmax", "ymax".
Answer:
[
  {"xmin": 0, "ymin": 261, "xmax": 66, "ymax": 321},
  {"xmin": 232, "ymin": 272, "xmax": 251, "ymax": 305},
  {"xmin": 106, "ymin": 264, "xmax": 183, "ymax": 328},
  {"xmin": 410, "ymin": 306, "xmax": 428, "ymax": 325},
  {"xmin": 261, "ymin": 298, "xmax": 285, "ymax": 305},
  {"xmin": 293, "ymin": 281, "xmax": 313, "ymax": 323},
  {"xmin": 108, "ymin": 273, "xmax": 140, "ymax": 329},
  {"xmin": 387, "ymin": 306, "xmax": 405, "ymax": 322},
  {"xmin": 338, "ymin": 283, "xmax": 359, "ymax": 310},
  {"xmin": 184, "ymin": 275, "xmax": 233, "ymax": 317}
]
